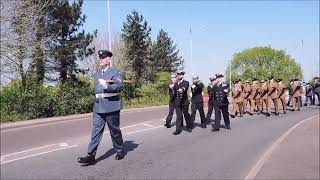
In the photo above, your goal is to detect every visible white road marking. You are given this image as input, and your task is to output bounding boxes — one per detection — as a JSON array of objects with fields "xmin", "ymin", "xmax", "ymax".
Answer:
[
  {"xmin": 1, "ymin": 144, "xmax": 58, "ymax": 158},
  {"xmin": 125, "ymin": 126, "xmax": 163, "ymax": 135},
  {"xmin": 1, "ymin": 145, "xmax": 78, "ymax": 165},
  {"xmin": 245, "ymin": 115, "xmax": 319, "ymax": 180},
  {"xmin": 103, "ymin": 121, "xmax": 152, "ymax": 134},
  {"xmin": 142, "ymin": 123, "xmax": 155, "ymax": 128}
]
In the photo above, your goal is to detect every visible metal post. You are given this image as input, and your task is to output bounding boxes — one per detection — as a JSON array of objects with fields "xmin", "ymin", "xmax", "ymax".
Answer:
[{"xmin": 107, "ymin": 0, "xmax": 112, "ymax": 67}]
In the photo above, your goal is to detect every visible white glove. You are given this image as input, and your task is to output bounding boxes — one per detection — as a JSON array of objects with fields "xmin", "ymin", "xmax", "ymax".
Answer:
[
  {"xmin": 169, "ymin": 84, "xmax": 174, "ymax": 89},
  {"xmin": 178, "ymin": 88, "xmax": 183, "ymax": 93},
  {"xmin": 224, "ymin": 89, "xmax": 228, "ymax": 93},
  {"xmin": 191, "ymin": 84, "xmax": 196, "ymax": 89},
  {"xmin": 98, "ymin": 79, "xmax": 108, "ymax": 89}
]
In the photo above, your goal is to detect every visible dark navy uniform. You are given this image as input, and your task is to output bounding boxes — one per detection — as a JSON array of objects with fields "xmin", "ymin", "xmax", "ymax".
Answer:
[
  {"xmin": 205, "ymin": 77, "xmax": 216, "ymax": 124},
  {"xmin": 212, "ymin": 74, "xmax": 231, "ymax": 131},
  {"xmin": 165, "ymin": 77, "xmax": 176, "ymax": 128},
  {"xmin": 172, "ymin": 71, "xmax": 193, "ymax": 135},
  {"xmin": 78, "ymin": 50, "xmax": 125, "ymax": 165},
  {"xmin": 190, "ymin": 77, "xmax": 206, "ymax": 128}
]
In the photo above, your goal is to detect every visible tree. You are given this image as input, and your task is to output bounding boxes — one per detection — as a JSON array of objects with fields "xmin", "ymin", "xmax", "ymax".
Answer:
[
  {"xmin": 152, "ymin": 29, "xmax": 184, "ymax": 73},
  {"xmin": 79, "ymin": 33, "xmax": 127, "ymax": 79},
  {"xmin": 0, "ymin": 0, "xmax": 54, "ymax": 90},
  {"xmin": 225, "ymin": 46, "xmax": 303, "ymax": 85},
  {"xmin": 121, "ymin": 10, "xmax": 152, "ymax": 85},
  {"xmin": 46, "ymin": 0, "xmax": 96, "ymax": 84}
]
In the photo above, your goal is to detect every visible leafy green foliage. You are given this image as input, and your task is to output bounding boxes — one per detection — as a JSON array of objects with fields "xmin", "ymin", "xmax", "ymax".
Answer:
[{"xmin": 225, "ymin": 46, "xmax": 303, "ymax": 85}]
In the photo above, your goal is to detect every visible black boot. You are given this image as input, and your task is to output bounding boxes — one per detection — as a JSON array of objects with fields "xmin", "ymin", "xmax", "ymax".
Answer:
[
  {"xmin": 115, "ymin": 152, "xmax": 125, "ymax": 160},
  {"xmin": 78, "ymin": 154, "xmax": 95, "ymax": 165}
]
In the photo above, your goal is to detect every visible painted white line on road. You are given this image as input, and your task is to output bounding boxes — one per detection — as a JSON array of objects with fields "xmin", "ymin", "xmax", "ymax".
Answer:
[
  {"xmin": 103, "ymin": 121, "xmax": 153, "ymax": 134},
  {"xmin": 1, "ymin": 144, "xmax": 58, "ymax": 158},
  {"xmin": 125, "ymin": 125, "xmax": 162, "ymax": 135},
  {"xmin": 142, "ymin": 123, "xmax": 155, "ymax": 128},
  {"xmin": 1, "ymin": 145, "xmax": 78, "ymax": 165},
  {"xmin": 245, "ymin": 115, "xmax": 319, "ymax": 180}
]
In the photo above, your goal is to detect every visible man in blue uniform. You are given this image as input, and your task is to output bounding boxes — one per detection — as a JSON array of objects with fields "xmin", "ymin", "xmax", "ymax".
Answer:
[
  {"xmin": 211, "ymin": 74, "xmax": 231, "ymax": 132},
  {"xmin": 78, "ymin": 50, "xmax": 125, "ymax": 165}
]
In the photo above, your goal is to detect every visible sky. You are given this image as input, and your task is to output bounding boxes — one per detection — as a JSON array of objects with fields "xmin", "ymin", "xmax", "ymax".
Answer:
[{"xmin": 80, "ymin": 0, "xmax": 319, "ymax": 84}]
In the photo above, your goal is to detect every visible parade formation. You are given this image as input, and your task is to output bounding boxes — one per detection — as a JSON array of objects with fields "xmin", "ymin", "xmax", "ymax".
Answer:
[
  {"xmin": 77, "ymin": 49, "xmax": 320, "ymax": 166},
  {"xmin": 164, "ymin": 68, "xmax": 320, "ymax": 135}
]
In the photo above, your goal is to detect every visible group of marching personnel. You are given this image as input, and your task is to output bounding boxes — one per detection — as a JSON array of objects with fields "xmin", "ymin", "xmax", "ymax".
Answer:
[{"xmin": 164, "ymin": 70, "xmax": 320, "ymax": 135}]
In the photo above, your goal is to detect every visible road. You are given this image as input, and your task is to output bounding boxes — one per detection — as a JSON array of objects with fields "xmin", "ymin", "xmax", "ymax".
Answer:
[{"xmin": 1, "ymin": 104, "xmax": 319, "ymax": 179}]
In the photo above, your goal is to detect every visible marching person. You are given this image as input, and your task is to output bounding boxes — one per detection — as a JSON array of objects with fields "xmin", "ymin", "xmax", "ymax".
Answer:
[
  {"xmin": 172, "ymin": 70, "xmax": 193, "ymax": 135},
  {"xmin": 286, "ymin": 79, "xmax": 294, "ymax": 107},
  {"xmin": 304, "ymin": 82, "xmax": 313, "ymax": 106},
  {"xmin": 292, "ymin": 78, "xmax": 301, "ymax": 111},
  {"xmin": 312, "ymin": 77, "xmax": 320, "ymax": 106},
  {"xmin": 206, "ymin": 76, "xmax": 217, "ymax": 125},
  {"xmin": 250, "ymin": 78, "xmax": 261, "ymax": 115},
  {"xmin": 268, "ymin": 76, "xmax": 279, "ymax": 115},
  {"xmin": 190, "ymin": 75, "xmax": 206, "ymax": 128},
  {"xmin": 277, "ymin": 79, "xmax": 287, "ymax": 114},
  {"xmin": 242, "ymin": 80, "xmax": 253, "ymax": 115},
  {"xmin": 230, "ymin": 79, "xmax": 243, "ymax": 118},
  {"xmin": 164, "ymin": 74, "xmax": 178, "ymax": 128},
  {"xmin": 78, "ymin": 50, "xmax": 125, "ymax": 165},
  {"xmin": 212, "ymin": 74, "xmax": 231, "ymax": 131},
  {"xmin": 260, "ymin": 79, "xmax": 271, "ymax": 116}
]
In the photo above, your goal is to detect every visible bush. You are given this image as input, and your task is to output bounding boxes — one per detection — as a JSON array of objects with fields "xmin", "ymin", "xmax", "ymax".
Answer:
[{"xmin": 0, "ymin": 74, "xmax": 170, "ymax": 122}]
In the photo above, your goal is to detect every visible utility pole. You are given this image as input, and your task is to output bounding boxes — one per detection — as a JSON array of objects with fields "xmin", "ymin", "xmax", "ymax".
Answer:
[{"xmin": 107, "ymin": 0, "xmax": 112, "ymax": 66}]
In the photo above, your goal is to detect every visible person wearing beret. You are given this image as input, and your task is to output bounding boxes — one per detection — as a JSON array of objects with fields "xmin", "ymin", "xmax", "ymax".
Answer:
[
  {"xmin": 190, "ymin": 75, "xmax": 206, "ymax": 128},
  {"xmin": 212, "ymin": 74, "xmax": 231, "ymax": 131},
  {"xmin": 172, "ymin": 70, "xmax": 193, "ymax": 135},
  {"xmin": 267, "ymin": 76, "xmax": 279, "ymax": 115},
  {"xmin": 276, "ymin": 79, "xmax": 287, "ymax": 114},
  {"xmin": 250, "ymin": 78, "xmax": 261, "ymax": 114},
  {"xmin": 230, "ymin": 79, "xmax": 243, "ymax": 118},
  {"xmin": 292, "ymin": 78, "xmax": 301, "ymax": 111},
  {"xmin": 205, "ymin": 76, "xmax": 217, "ymax": 125},
  {"xmin": 242, "ymin": 80, "xmax": 253, "ymax": 115},
  {"xmin": 260, "ymin": 80, "xmax": 271, "ymax": 116},
  {"xmin": 78, "ymin": 50, "xmax": 125, "ymax": 165},
  {"xmin": 164, "ymin": 74, "xmax": 178, "ymax": 128}
]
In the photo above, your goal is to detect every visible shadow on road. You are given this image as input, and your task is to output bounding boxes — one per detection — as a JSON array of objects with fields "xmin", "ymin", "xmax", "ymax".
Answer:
[{"xmin": 94, "ymin": 140, "xmax": 140, "ymax": 164}]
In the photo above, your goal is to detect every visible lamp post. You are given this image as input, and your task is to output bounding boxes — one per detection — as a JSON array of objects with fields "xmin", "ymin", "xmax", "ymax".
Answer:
[{"xmin": 107, "ymin": 0, "xmax": 112, "ymax": 66}]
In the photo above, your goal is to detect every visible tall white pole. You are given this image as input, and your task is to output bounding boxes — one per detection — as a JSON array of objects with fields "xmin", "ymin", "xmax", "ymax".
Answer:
[
  {"xmin": 190, "ymin": 28, "xmax": 192, "ymax": 76},
  {"xmin": 107, "ymin": 0, "xmax": 112, "ymax": 66},
  {"xmin": 229, "ymin": 62, "xmax": 232, "ymax": 86}
]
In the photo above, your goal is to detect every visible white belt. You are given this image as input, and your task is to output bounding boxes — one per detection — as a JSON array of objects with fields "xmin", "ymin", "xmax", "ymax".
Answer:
[{"xmin": 95, "ymin": 93, "xmax": 118, "ymax": 98}]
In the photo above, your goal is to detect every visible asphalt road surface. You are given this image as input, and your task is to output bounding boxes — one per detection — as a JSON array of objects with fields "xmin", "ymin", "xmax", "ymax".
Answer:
[{"xmin": 1, "ymin": 104, "xmax": 319, "ymax": 179}]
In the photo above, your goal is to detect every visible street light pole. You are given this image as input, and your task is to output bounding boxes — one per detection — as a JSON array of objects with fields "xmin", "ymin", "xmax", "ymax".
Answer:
[{"xmin": 107, "ymin": 0, "xmax": 112, "ymax": 67}]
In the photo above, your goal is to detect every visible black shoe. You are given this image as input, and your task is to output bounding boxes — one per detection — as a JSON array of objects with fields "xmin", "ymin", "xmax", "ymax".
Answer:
[
  {"xmin": 164, "ymin": 124, "xmax": 171, "ymax": 128},
  {"xmin": 186, "ymin": 128, "xmax": 192, "ymax": 132},
  {"xmin": 297, "ymin": 109, "xmax": 300, "ymax": 111},
  {"xmin": 317, "ymin": 104, "xmax": 320, "ymax": 106},
  {"xmin": 78, "ymin": 154, "xmax": 95, "ymax": 165},
  {"xmin": 266, "ymin": 113, "xmax": 270, "ymax": 117},
  {"xmin": 249, "ymin": 113, "xmax": 253, "ymax": 116},
  {"xmin": 115, "ymin": 153, "xmax": 125, "ymax": 160},
  {"xmin": 284, "ymin": 112, "xmax": 286, "ymax": 114},
  {"xmin": 211, "ymin": 128, "xmax": 220, "ymax": 132},
  {"xmin": 304, "ymin": 104, "xmax": 307, "ymax": 106},
  {"xmin": 226, "ymin": 125, "xmax": 231, "ymax": 130},
  {"xmin": 275, "ymin": 112, "xmax": 279, "ymax": 116},
  {"xmin": 292, "ymin": 109, "xmax": 295, "ymax": 111},
  {"xmin": 201, "ymin": 125, "xmax": 207, "ymax": 128},
  {"xmin": 230, "ymin": 114, "xmax": 235, "ymax": 118},
  {"xmin": 173, "ymin": 131, "xmax": 181, "ymax": 135},
  {"xmin": 235, "ymin": 111, "xmax": 238, "ymax": 116}
]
